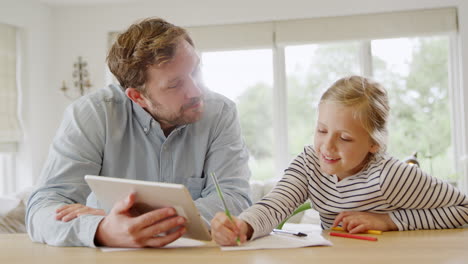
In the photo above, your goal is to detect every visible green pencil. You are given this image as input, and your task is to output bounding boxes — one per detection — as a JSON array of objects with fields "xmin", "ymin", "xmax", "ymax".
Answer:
[{"xmin": 210, "ymin": 172, "xmax": 241, "ymax": 246}]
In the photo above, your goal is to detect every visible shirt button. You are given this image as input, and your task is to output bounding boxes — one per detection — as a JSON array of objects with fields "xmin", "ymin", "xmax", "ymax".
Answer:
[{"xmin": 144, "ymin": 127, "xmax": 148, "ymax": 132}]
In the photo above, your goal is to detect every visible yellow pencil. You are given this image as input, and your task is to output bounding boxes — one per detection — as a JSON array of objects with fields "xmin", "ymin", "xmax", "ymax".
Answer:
[{"xmin": 331, "ymin": 226, "xmax": 382, "ymax": 235}]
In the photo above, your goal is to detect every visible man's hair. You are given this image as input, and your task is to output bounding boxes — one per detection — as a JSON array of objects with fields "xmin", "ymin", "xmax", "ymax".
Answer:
[
  {"xmin": 107, "ymin": 17, "xmax": 194, "ymax": 93},
  {"xmin": 320, "ymin": 75, "xmax": 390, "ymax": 152}
]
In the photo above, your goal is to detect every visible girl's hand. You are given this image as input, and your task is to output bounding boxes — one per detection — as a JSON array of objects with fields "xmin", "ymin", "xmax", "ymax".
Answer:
[
  {"xmin": 332, "ymin": 211, "xmax": 398, "ymax": 233},
  {"xmin": 210, "ymin": 212, "xmax": 253, "ymax": 246},
  {"xmin": 55, "ymin": 203, "xmax": 106, "ymax": 222}
]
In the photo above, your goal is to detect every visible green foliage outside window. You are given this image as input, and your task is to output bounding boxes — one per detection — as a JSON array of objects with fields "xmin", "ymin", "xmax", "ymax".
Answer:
[
  {"xmin": 236, "ymin": 37, "xmax": 455, "ymax": 182},
  {"xmin": 375, "ymin": 37, "xmax": 454, "ymax": 180}
]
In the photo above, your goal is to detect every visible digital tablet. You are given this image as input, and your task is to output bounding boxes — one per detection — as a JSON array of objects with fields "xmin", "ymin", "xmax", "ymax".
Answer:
[{"xmin": 84, "ymin": 175, "xmax": 212, "ymax": 241}]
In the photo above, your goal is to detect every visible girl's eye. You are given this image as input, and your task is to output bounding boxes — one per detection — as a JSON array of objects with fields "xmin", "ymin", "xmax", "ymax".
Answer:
[
  {"xmin": 341, "ymin": 137, "xmax": 352, "ymax": 142},
  {"xmin": 317, "ymin": 129, "xmax": 326, "ymax": 133},
  {"xmin": 168, "ymin": 81, "xmax": 181, "ymax": 89}
]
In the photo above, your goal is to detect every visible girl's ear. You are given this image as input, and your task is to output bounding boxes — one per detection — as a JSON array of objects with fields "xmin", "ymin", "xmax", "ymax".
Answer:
[
  {"xmin": 125, "ymin": 88, "xmax": 148, "ymax": 108},
  {"xmin": 369, "ymin": 144, "xmax": 380, "ymax": 154}
]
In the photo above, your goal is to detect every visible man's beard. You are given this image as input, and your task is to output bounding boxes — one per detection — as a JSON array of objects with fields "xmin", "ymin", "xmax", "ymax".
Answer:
[{"xmin": 147, "ymin": 96, "xmax": 204, "ymax": 127}]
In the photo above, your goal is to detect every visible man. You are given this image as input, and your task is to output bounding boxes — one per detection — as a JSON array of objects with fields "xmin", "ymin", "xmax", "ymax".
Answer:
[{"xmin": 26, "ymin": 18, "xmax": 252, "ymax": 248}]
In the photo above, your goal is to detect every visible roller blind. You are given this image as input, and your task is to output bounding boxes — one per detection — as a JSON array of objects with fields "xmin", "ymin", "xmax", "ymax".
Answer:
[
  {"xmin": 0, "ymin": 23, "xmax": 21, "ymax": 152},
  {"xmin": 109, "ymin": 22, "xmax": 274, "ymax": 52},
  {"xmin": 275, "ymin": 8, "xmax": 457, "ymax": 45},
  {"xmin": 186, "ymin": 7, "xmax": 457, "ymax": 50},
  {"xmin": 186, "ymin": 22, "xmax": 274, "ymax": 51}
]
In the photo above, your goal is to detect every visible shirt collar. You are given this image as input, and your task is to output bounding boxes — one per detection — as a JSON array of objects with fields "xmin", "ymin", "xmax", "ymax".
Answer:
[{"xmin": 132, "ymin": 101, "xmax": 153, "ymax": 134}]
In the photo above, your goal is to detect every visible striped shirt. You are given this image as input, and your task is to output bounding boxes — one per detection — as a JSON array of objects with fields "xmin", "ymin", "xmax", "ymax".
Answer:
[{"xmin": 239, "ymin": 145, "xmax": 468, "ymax": 240}]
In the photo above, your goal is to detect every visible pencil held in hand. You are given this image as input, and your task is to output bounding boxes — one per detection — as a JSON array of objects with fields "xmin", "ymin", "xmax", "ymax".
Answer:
[{"xmin": 211, "ymin": 172, "xmax": 241, "ymax": 246}]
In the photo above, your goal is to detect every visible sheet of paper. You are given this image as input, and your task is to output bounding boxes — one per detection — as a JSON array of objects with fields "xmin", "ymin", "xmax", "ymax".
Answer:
[
  {"xmin": 100, "ymin": 237, "xmax": 206, "ymax": 252},
  {"xmin": 220, "ymin": 224, "xmax": 332, "ymax": 251}
]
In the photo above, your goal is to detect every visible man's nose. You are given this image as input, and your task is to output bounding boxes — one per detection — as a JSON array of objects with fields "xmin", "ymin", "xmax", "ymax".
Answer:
[{"xmin": 185, "ymin": 77, "xmax": 203, "ymax": 98}]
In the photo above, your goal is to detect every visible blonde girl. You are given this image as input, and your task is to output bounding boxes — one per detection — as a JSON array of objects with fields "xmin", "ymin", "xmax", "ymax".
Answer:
[{"xmin": 210, "ymin": 75, "xmax": 468, "ymax": 246}]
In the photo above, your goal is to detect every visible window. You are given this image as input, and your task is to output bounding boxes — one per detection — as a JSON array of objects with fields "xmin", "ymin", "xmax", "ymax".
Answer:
[
  {"xmin": 283, "ymin": 36, "xmax": 457, "ymax": 184},
  {"xmin": 190, "ymin": 8, "xmax": 466, "ymax": 191},
  {"xmin": 372, "ymin": 36, "xmax": 456, "ymax": 184},
  {"xmin": 190, "ymin": 8, "xmax": 464, "ymax": 189},
  {"xmin": 0, "ymin": 23, "xmax": 21, "ymax": 195},
  {"xmin": 0, "ymin": 152, "xmax": 16, "ymax": 194},
  {"xmin": 202, "ymin": 49, "xmax": 274, "ymax": 181},
  {"xmin": 285, "ymin": 42, "xmax": 361, "ymax": 159}
]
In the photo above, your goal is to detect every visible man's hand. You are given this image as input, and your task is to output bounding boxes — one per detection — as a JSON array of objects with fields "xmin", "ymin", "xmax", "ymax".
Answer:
[
  {"xmin": 210, "ymin": 212, "xmax": 252, "ymax": 246},
  {"xmin": 332, "ymin": 211, "xmax": 398, "ymax": 233},
  {"xmin": 94, "ymin": 193, "xmax": 187, "ymax": 248},
  {"xmin": 56, "ymin": 204, "xmax": 106, "ymax": 222}
]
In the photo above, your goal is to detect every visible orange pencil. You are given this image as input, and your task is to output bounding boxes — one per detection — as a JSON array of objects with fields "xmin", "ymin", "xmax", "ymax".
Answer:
[{"xmin": 329, "ymin": 232, "xmax": 378, "ymax": 241}]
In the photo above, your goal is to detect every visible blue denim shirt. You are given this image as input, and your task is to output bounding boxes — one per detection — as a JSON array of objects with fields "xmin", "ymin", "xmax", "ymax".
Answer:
[{"xmin": 26, "ymin": 84, "xmax": 251, "ymax": 247}]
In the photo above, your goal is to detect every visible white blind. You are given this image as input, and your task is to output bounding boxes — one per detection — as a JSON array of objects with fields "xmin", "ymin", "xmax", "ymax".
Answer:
[
  {"xmin": 186, "ymin": 22, "xmax": 274, "ymax": 51},
  {"xmin": 0, "ymin": 23, "xmax": 21, "ymax": 152},
  {"xmin": 186, "ymin": 7, "xmax": 457, "ymax": 50},
  {"xmin": 275, "ymin": 8, "xmax": 458, "ymax": 45},
  {"xmin": 110, "ymin": 23, "xmax": 274, "ymax": 52}
]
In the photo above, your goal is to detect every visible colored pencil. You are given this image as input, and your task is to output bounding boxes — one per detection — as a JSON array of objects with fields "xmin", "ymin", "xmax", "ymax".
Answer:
[
  {"xmin": 331, "ymin": 226, "xmax": 382, "ymax": 235},
  {"xmin": 211, "ymin": 172, "xmax": 241, "ymax": 245},
  {"xmin": 329, "ymin": 232, "xmax": 378, "ymax": 241}
]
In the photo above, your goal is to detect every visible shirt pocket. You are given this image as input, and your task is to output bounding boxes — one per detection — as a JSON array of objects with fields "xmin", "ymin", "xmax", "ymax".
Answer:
[{"xmin": 186, "ymin": 177, "xmax": 206, "ymax": 200}]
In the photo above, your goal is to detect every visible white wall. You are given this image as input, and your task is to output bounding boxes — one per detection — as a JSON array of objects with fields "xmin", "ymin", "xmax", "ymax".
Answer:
[
  {"xmin": 0, "ymin": 0, "xmax": 54, "ymax": 190},
  {"xmin": 2, "ymin": 0, "xmax": 468, "ymax": 192}
]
